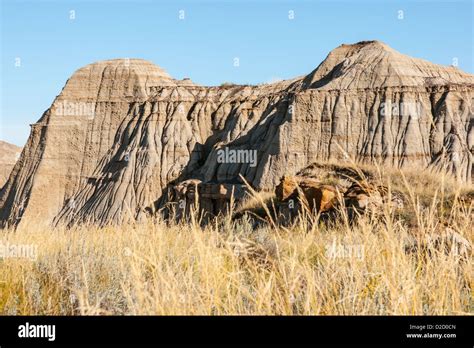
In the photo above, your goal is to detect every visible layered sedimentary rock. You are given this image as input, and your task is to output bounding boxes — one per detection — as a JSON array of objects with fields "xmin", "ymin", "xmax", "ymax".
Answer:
[
  {"xmin": 0, "ymin": 141, "xmax": 22, "ymax": 188},
  {"xmin": 1, "ymin": 41, "xmax": 473, "ymax": 227}
]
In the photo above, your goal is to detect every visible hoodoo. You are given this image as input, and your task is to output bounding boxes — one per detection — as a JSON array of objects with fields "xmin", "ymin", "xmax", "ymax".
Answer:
[{"xmin": 1, "ymin": 41, "xmax": 473, "ymax": 227}]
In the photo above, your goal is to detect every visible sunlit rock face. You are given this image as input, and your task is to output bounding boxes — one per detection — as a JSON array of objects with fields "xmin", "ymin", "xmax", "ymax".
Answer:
[{"xmin": 0, "ymin": 140, "xmax": 22, "ymax": 189}]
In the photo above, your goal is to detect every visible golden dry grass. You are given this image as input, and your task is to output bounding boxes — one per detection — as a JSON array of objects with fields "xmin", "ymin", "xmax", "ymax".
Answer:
[{"xmin": 0, "ymin": 166, "xmax": 472, "ymax": 315}]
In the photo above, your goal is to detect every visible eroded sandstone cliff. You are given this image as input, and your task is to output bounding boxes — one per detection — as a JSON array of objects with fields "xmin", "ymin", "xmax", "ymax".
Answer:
[{"xmin": 1, "ymin": 41, "xmax": 473, "ymax": 227}]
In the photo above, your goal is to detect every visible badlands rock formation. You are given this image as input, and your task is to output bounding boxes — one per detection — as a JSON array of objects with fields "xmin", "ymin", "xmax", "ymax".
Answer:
[
  {"xmin": 1, "ymin": 41, "xmax": 473, "ymax": 227},
  {"xmin": 0, "ymin": 141, "xmax": 21, "ymax": 188}
]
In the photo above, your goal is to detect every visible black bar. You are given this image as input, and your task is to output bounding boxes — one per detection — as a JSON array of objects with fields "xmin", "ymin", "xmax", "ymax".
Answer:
[{"xmin": 0, "ymin": 316, "xmax": 472, "ymax": 346}]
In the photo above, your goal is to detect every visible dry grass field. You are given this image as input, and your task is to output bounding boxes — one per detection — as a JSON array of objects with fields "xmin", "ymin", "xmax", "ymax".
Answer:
[{"xmin": 0, "ymin": 165, "xmax": 472, "ymax": 315}]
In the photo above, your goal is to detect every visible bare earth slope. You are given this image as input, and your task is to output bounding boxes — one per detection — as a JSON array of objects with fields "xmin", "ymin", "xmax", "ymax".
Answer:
[
  {"xmin": 1, "ymin": 41, "xmax": 473, "ymax": 227},
  {"xmin": 0, "ymin": 141, "xmax": 21, "ymax": 188}
]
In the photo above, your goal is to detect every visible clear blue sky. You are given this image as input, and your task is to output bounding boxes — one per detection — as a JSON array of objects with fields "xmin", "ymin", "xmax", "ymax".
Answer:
[{"xmin": 1, "ymin": 0, "xmax": 473, "ymax": 146}]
